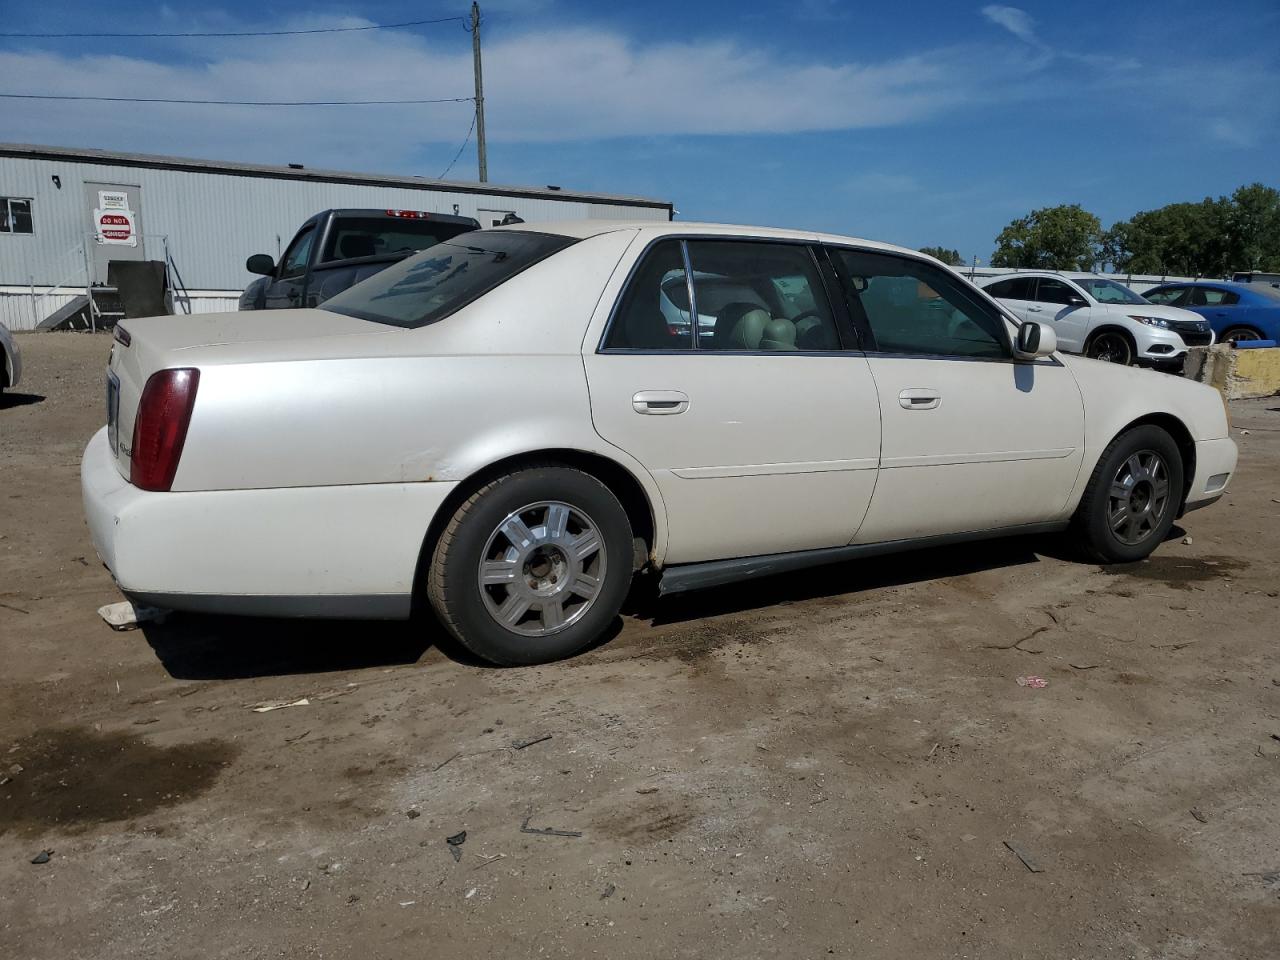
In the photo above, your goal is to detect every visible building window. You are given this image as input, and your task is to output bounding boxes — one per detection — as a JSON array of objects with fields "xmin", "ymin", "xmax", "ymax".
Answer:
[{"xmin": 0, "ymin": 198, "xmax": 34, "ymax": 235}]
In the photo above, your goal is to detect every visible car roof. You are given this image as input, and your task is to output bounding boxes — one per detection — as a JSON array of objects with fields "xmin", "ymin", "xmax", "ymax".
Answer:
[
  {"xmin": 492, "ymin": 220, "xmax": 933, "ymax": 260},
  {"xmin": 1147, "ymin": 279, "xmax": 1255, "ymax": 291}
]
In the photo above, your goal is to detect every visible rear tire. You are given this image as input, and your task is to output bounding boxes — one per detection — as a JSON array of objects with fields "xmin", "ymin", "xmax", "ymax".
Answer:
[
  {"xmin": 1070, "ymin": 425, "xmax": 1183, "ymax": 563},
  {"xmin": 1221, "ymin": 326, "xmax": 1261, "ymax": 344},
  {"xmin": 426, "ymin": 466, "xmax": 633, "ymax": 666}
]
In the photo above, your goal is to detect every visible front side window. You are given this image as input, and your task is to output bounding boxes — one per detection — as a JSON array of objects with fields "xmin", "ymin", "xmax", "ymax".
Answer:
[
  {"xmin": 830, "ymin": 248, "xmax": 1009, "ymax": 359},
  {"xmin": 1142, "ymin": 285, "xmax": 1190, "ymax": 306},
  {"xmin": 323, "ymin": 230, "xmax": 576, "ymax": 329},
  {"xmin": 279, "ymin": 225, "xmax": 316, "ymax": 278},
  {"xmin": 1035, "ymin": 277, "xmax": 1080, "ymax": 305},
  {"xmin": 1193, "ymin": 287, "xmax": 1239, "ymax": 306},
  {"xmin": 685, "ymin": 240, "xmax": 841, "ymax": 352},
  {"xmin": 0, "ymin": 197, "xmax": 33, "ymax": 235}
]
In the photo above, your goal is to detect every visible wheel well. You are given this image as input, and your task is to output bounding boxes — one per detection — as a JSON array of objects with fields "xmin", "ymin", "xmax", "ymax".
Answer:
[
  {"xmin": 1118, "ymin": 413, "xmax": 1196, "ymax": 510},
  {"xmin": 413, "ymin": 450, "xmax": 657, "ymax": 604},
  {"xmin": 1086, "ymin": 325, "xmax": 1136, "ymax": 349},
  {"xmin": 1221, "ymin": 323, "xmax": 1265, "ymax": 337}
]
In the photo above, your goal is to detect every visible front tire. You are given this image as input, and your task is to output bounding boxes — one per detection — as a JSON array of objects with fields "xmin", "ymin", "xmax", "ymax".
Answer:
[
  {"xmin": 1070, "ymin": 425, "xmax": 1183, "ymax": 563},
  {"xmin": 427, "ymin": 467, "xmax": 633, "ymax": 666},
  {"xmin": 1085, "ymin": 330, "xmax": 1135, "ymax": 366}
]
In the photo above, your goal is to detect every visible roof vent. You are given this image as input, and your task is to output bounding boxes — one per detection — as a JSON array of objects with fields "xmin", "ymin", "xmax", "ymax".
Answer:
[
  {"xmin": 546, "ymin": 184, "xmax": 561, "ymax": 191},
  {"xmin": 288, "ymin": 163, "xmax": 304, "ymax": 170}
]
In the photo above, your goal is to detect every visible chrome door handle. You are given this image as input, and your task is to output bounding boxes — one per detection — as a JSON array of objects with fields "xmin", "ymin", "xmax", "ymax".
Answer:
[
  {"xmin": 633, "ymin": 390, "xmax": 689, "ymax": 415},
  {"xmin": 898, "ymin": 388, "xmax": 941, "ymax": 410},
  {"xmin": 1027, "ymin": 306, "xmax": 1044, "ymax": 312}
]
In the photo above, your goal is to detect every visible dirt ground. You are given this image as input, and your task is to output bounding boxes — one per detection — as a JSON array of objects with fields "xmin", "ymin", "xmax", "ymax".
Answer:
[{"xmin": 1, "ymin": 331, "xmax": 1278, "ymax": 959}]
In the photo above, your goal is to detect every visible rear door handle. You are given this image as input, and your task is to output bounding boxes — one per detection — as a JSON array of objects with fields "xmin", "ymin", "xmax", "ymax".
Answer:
[
  {"xmin": 899, "ymin": 388, "xmax": 941, "ymax": 410},
  {"xmin": 1027, "ymin": 306, "xmax": 1044, "ymax": 312},
  {"xmin": 633, "ymin": 390, "xmax": 689, "ymax": 415}
]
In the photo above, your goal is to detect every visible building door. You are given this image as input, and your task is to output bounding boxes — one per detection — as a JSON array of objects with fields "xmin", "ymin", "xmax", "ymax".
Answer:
[{"xmin": 84, "ymin": 182, "xmax": 145, "ymax": 283}]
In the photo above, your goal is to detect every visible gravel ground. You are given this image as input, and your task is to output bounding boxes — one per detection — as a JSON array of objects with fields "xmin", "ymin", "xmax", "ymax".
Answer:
[{"xmin": 2, "ymin": 331, "xmax": 1278, "ymax": 959}]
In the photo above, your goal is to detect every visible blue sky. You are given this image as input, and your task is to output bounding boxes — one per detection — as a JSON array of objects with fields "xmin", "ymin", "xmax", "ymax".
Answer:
[{"xmin": 3, "ymin": 0, "xmax": 1278, "ymax": 261}]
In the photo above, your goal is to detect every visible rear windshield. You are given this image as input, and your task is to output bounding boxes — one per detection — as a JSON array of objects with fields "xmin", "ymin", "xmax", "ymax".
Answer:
[
  {"xmin": 322, "ymin": 230, "xmax": 576, "ymax": 328},
  {"xmin": 320, "ymin": 216, "xmax": 475, "ymax": 264}
]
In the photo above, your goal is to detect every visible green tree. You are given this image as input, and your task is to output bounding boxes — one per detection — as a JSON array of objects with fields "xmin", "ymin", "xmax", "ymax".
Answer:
[
  {"xmin": 1108, "ymin": 198, "xmax": 1233, "ymax": 276},
  {"xmin": 1226, "ymin": 183, "xmax": 1280, "ymax": 272},
  {"xmin": 918, "ymin": 246, "xmax": 965, "ymax": 266},
  {"xmin": 991, "ymin": 204, "xmax": 1102, "ymax": 270}
]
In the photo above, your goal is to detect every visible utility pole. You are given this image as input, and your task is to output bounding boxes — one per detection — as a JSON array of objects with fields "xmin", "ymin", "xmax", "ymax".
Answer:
[{"xmin": 471, "ymin": 2, "xmax": 488, "ymax": 182}]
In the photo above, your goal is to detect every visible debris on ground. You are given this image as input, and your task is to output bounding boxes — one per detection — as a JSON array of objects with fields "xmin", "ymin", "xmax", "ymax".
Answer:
[
  {"xmin": 1003, "ymin": 840, "xmax": 1045, "ymax": 873},
  {"xmin": 1191, "ymin": 808, "xmax": 1208, "ymax": 824},
  {"xmin": 30, "ymin": 850, "xmax": 52, "ymax": 865},
  {"xmin": 636, "ymin": 786, "xmax": 659, "ymax": 794},
  {"xmin": 447, "ymin": 830, "xmax": 467, "ymax": 862},
  {"xmin": 406, "ymin": 809, "xmax": 420, "ymax": 819},
  {"xmin": 601, "ymin": 883, "xmax": 616, "ymax": 899},
  {"xmin": 1069, "ymin": 662, "xmax": 1099, "ymax": 670},
  {"xmin": 251, "ymin": 697, "xmax": 310, "ymax": 713},
  {"xmin": 97, "ymin": 600, "xmax": 170, "ymax": 630},
  {"xmin": 1183, "ymin": 536, "xmax": 1194, "ymax": 545},
  {"xmin": 520, "ymin": 811, "xmax": 583, "ymax": 838},
  {"xmin": 512, "ymin": 734, "xmax": 552, "ymax": 750},
  {"xmin": 1016, "ymin": 676, "xmax": 1049, "ymax": 688},
  {"xmin": 1242, "ymin": 869, "xmax": 1280, "ymax": 887},
  {"xmin": 465, "ymin": 888, "xmax": 477, "ymax": 899},
  {"xmin": 284, "ymin": 730, "xmax": 310, "ymax": 743},
  {"xmin": 473, "ymin": 854, "xmax": 506, "ymax": 870},
  {"xmin": 433, "ymin": 752, "xmax": 461, "ymax": 772}
]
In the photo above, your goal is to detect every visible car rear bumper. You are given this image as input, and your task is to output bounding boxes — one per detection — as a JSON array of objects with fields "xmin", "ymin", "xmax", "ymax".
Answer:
[
  {"xmin": 81, "ymin": 426, "xmax": 459, "ymax": 618},
  {"xmin": 1184, "ymin": 436, "xmax": 1237, "ymax": 509}
]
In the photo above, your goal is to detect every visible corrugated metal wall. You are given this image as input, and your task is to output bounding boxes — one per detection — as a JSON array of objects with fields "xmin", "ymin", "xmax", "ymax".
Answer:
[{"xmin": 0, "ymin": 154, "xmax": 669, "ymax": 291}]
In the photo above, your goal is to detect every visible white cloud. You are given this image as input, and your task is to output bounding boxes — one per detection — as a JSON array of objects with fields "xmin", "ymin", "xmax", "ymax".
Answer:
[
  {"xmin": 0, "ymin": 17, "xmax": 1024, "ymax": 171},
  {"xmin": 981, "ymin": 5, "xmax": 1038, "ymax": 44}
]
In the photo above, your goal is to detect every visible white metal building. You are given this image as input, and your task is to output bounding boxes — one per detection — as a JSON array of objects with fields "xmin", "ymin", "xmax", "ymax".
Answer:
[{"xmin": 0, "ymin": 143, "xmax": 673, "ymax": 330}]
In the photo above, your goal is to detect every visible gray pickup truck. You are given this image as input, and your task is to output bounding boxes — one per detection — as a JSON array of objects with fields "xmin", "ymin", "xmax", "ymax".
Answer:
[{"xmin": 239, "ymin": 208, "xmax": 482, "ymax": 310}]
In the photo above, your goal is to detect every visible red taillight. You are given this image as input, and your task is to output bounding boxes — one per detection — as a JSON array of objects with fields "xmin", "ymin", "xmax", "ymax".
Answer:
[{"xmin": 130, "ymin": 368, "xmax": 200, "ymax": 492}]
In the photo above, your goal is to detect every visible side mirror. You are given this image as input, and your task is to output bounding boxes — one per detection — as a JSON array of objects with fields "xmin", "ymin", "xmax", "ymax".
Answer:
[
  {"xmin": 1068, "ymin": 296, "xmax": 1086, "ymax": 306},
  {"xmin": 246, "ymin": 254, "xmax": 276, "ymax": 276},
  {"xmin": 1016, "ymin": 321, "xmax": 1057, "ymax": 358}
]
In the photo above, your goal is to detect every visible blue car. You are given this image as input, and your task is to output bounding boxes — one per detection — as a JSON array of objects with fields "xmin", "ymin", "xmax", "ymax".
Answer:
[{"xmin": 1142, "ymin": 280, "xmax": 1280, "ymax": 344}]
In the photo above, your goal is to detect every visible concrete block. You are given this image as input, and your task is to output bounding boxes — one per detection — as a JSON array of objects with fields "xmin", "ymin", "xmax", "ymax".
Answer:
[{"xmin": 1188, "ymin": 344, "xmax": 1280, "ymax": 399}]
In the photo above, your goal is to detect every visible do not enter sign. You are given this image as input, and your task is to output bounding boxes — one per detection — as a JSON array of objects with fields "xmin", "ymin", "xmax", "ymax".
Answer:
[{"xmin": 94, "ymin": 208, "xmax": 137, "ymax": 246}]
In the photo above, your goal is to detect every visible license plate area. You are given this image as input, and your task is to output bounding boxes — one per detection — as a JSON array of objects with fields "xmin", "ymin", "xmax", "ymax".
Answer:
[{"xmin": 106, "ymin": 370, "xmax": 121, "ymax": 456}]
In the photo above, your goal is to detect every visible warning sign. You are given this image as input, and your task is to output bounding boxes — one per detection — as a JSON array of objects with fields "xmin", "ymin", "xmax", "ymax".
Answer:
[
  {"xmin": 98, "ymin": 190, "xmax": 130, "ymax": 211},
  {"xmin": 95, "ymin": 209, "xmax": 137, "ymax": 246}
]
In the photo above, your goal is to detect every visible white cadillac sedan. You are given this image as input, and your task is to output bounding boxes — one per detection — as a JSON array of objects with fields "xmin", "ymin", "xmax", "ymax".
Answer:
[{"xmin": 82, "ymin": 222, "xmax": 1237, "ymax": 665}]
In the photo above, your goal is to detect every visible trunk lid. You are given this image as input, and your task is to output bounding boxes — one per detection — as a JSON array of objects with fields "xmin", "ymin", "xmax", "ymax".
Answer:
[{"xmin": 106, "ymin": 308, "xmax": 386, "ymax": 480}]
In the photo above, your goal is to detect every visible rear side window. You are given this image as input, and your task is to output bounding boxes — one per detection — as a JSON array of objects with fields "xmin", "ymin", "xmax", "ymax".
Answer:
[
  {"xmin": 1192, "ymin": 287, "xmax": 1240, "ymax": 306},
  {"xmin": 830, "ymin": 248, "xmax": 1009, "ymax": 359},
  {"xmin": 985, "ymin": 276, "xmax": 1035, "ymax": 300},
  {"xmin": 322, "ymin": 230, "xmax": 576, "ymax": 328},
  {"xmin": 604, "ymin": 240, "xmax": 692, "ymax": 350},
  {"xmin": 320, "ymin": 217, "xmax": 474, "ymax": 264}
]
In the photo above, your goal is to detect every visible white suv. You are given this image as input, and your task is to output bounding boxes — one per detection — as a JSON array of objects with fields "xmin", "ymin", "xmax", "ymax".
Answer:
[{"xmin": 976, "ymin": 272, "xmax": 1212, "ymax": 368}]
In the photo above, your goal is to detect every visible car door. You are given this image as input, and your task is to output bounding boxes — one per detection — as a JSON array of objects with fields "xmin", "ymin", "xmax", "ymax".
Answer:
[
  {"xmin": 1026, "ymin": 276, "xmax": 1091, "ymax": 352},
  {"xmin": 1190, "ymin": 286, "xmax": 1241, "ymax": 334},
  {"xmin": 583, "ymin": 236, "xmax": 882, "ymax": 565},
  {"xmin": 824, "ymin": 247, "xmax": 1085, "ymax": 543},
  {"xmin": 982, "ymin": 275, "xmax": 1037, "ymax": 322},
  {"xmin": 263, "ymin": 222, "xmax": 317, "ymax": 309}
]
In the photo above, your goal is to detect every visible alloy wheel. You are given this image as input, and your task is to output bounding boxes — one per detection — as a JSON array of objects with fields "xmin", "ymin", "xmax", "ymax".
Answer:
[
  {"xmin": 1107, "ymin": 450, "xmax": 1172, "ymax": 546},
  {"xmin": 1088, "ymin": 333, "xmax": 1133, "ymax": 365},
  {"xmin": 477, "ymin": 501, "xmax": 607, "ymax": 637}
]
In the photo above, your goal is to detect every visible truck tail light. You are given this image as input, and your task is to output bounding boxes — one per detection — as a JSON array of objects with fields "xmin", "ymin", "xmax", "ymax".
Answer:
[{"xmin": 130, "ymin": 368, "xmax": 200, "ymax": 492}]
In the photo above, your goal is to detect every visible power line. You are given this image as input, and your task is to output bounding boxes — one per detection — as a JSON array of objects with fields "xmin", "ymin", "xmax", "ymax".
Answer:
[
  {"xmin": 0, "ymin": 92, "xmax": 474, "ymax": 106},
  {"xmin": 0, "ymin": 16, "xmax": 465, "ymax": 39},
  {"xmin": 437, "ymin": 108, "xmax": 478, "ymax": 180}
]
